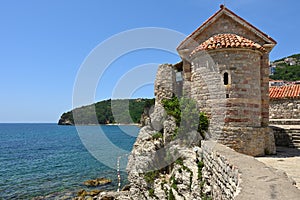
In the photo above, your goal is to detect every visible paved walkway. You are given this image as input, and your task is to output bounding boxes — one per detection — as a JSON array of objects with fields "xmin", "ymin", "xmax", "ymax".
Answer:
[{"xmin": 256, "ymin": 146, "xmax": 300, "ymax": 189}]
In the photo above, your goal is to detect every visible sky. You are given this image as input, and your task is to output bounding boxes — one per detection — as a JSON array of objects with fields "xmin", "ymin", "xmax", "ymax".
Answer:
[{"xmin": 0, "ymin": 0, "xmax": 299, "ymax": 123}]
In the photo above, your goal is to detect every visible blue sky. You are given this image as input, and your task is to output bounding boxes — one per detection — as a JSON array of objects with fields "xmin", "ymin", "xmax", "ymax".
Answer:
[{"xmin": 0, "ymin": 0, "xmax": 299, "ymax": 123}]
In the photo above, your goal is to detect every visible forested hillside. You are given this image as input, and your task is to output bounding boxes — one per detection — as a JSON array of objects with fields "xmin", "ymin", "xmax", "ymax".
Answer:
[
  {"xmin": 270, "ymin": 53, "xmax": 300, "ymax": 81},
  {"xmin": 58, "ymin": 98, "xmax": 155, "ymax": 125}
]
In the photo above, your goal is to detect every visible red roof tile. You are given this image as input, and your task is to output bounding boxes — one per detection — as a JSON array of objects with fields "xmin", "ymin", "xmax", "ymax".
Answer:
[
  {"xmin": 269, "ymin": 85, "xmax": 300, "ymax": 99},
  {"xmin": 190, "ymin": 33, "xmax": 265, "ymax": 55}
]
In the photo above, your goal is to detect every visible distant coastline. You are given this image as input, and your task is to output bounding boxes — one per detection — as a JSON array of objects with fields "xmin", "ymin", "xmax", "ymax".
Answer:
[
  {"xmin": 58, "ymin": 98, "xmax": 154, "ymax": 126},
  {"xmin": 63, "ymin": 123, "xmax": 141, "ymax": 127}
]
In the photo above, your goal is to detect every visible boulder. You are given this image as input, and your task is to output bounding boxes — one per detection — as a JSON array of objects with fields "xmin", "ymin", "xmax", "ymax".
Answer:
[{"xmin": 83, "ymin": 177, "xmax": 112, "ymax": 187}]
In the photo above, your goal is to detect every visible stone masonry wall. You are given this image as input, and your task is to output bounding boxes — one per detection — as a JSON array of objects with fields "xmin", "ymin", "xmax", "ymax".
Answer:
[
  {"xmin": 209, "ymin": 49, "xmax": 263, "ymax": 127},
  {"xmin": 202, "ymin": 141, "xmax": 241, "ymax": 199},
  {"xmin": 217, "ymin": 126, "xmax": 275, "ymax": 156},
  {"xmin": 154, "ymin": 64, "xmax": 176, "ymax": 103},
  {"xmin": 270, "ymin": 98, "xmax": 300, "ymax": 119},
  {"xmin": 190, "ymin": 49, "xmax": 263, "ymax": 129},
  {"xmin": 201, "ymin": 141, "xmax": 300, "ymax": 200},
  {"xmin": 260, "ymin": 53, "xmax": 270, "ymax": 126},
  {"xmin": 189, "ymin": 49, "xmax": 276, "ymax": 156}
]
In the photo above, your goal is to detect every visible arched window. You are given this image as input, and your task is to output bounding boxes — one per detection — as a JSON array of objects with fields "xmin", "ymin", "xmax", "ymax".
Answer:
[{"xmin": 224, "ymin": 72, "xmax": 229, "ymax": 85}]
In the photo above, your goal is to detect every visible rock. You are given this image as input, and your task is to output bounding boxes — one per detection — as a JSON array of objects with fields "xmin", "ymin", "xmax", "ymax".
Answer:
[
  {"xmin": 60, "ymin": 195, "xmax": 71, "ymax": 200},
  {"xmin": 58, "ymin": 118, "xmax": 73, "ymax": 125},
  {"xmin": 97, "ymin": 178, "xmax": 112, "ymax": 185},
  {"xmin": 74, "ymin": 197, "xmax": 85, "ymax": 200},
  {"xmin": 121, "ymin": 184, "xmax": 130, "ymax": 191},
  {"xmin": 100, "ymin": 195, "xmax": 115, "ymax": 200},
  {"xmin": 88, "ymin": 189, "xmax": 102, "ymax": 196},
  {"xmin": 137, "ymin": 126, "xmax": 153, "ymax": 142},
  {"xmin": 84, "ymin": 196, "xmax": 93, "ymax": 200},
  {"xmin": 163, "ymin": 116, "xmax": 177, "ymax": 144},
  {"xmin": 83, "ymin": 177, "xmax": 112, "ymax": 187},
  {"xmin": 150, "ymin": 103, "xmax": 166, "ymax": 131},
  {"xmin": 77, "ymin": 189, "xmax": 87, "ymax": 197}
]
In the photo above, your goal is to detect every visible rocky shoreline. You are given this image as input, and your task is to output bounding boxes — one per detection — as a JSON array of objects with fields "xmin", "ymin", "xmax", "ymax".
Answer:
[
  {"xmin": 32, "ymin": 177, "xmax": 126, "ymax": 200},
  {"xmin": 33, "ymin": 188, "xmax": 131, "ymax": 200}
]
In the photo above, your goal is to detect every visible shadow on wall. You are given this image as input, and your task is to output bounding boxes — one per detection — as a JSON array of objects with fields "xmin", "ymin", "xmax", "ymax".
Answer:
[
  {"xmin": 271, "ymin": 125, "xmax": 300, "ymax": 152},
  {"xmin": 271, "ymin": 126, "xmax": 292, "ymax": 147}
]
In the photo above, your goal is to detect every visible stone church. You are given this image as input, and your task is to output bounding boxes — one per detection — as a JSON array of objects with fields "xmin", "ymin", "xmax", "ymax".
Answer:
[{"xmin": 157, "ymin": 5, "xmax": 277, "ymax": 156}]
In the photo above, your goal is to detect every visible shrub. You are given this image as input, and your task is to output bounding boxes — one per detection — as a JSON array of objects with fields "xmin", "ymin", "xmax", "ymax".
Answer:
[
  {"xmin": 144, "ymin": 170, "xmax": 159, "ymax": 185},
  {"xmin": 152, "ymin": 132, "xmax": 163, "ymax": 140},
  {"xmin": 169, "ymin": 189, "xmax": 176, "ymax": 200},
  {"xmin": 175, "ymin": 157, "xmax": 184, "ymax": 166},
  {"xmin": 162, "ymin": 96, "xmax": 209, "ymax": 140},
  {"xmin": 197, "ymin": 160, "xmax": 204, "ymax": 180},
  {"xmin": 198, "ymin": 112, "xmax": 209, "ymax": 138},
  {"xmin": 171, "ymin": 182, "xmax": 178, "ymax": 190},
  {"xmin": 170, "ymin": 175, "xmax": 178, "ymax": 191},
  {"xmin": 148, "ymin": 188, "xmax": 155, "ymax": 197},
  {"xmin": 179, "ymin": 97, "xmax": 199, "ymax": 132},
  {"xmin": 162, "ymin": 96, "xmax": 181, "ymax": 125}
]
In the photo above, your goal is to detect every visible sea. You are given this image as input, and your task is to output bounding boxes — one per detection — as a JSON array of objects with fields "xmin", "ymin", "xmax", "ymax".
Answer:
[{"xmin": 0, "ymin": 123, "xmax": 139, "ymax": 199}]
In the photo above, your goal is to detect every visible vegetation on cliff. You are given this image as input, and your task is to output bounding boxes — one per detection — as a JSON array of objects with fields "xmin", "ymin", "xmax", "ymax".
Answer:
[
  {"xmin": 58, "ymin": 98, "xmax": 155, "ymax": 125},
  {"xmin": 270, "ymin": 53, "xmax": 300, "ymax": 81},
  {"xmin": 162, "ymin": 96, "xmax": 209, "ymax": 139}
]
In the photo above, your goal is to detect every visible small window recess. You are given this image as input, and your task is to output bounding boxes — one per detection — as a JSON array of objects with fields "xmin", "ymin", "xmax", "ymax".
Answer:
[
  {"xmin": 224, "ymin": 72, "xmax": 229, "ymax": 85},
  {"xmin": 226, "ymin": 94, "xmax": 229, "ymax": 98}
]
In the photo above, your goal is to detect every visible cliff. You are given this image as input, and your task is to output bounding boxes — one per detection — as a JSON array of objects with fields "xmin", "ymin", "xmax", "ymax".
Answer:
[{"xmin": 125, "ymin": 64, "xmax": 210, "ymax": 199}]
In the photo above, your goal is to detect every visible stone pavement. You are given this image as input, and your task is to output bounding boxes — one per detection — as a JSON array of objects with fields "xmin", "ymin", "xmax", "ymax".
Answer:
[{"xmin": 256, "ymin": 146, "xmax": 300, "ymax": 189}]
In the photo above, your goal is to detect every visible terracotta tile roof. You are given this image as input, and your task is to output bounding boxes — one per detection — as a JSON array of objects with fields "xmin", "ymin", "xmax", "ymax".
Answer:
[
  {"xmin": 177, "ymin": 5, "xmax": 276, "ymax": 51},
  {"xmin": 270, "ymin": 80, "xmax": 284, "ymax": 83},
  {"xmin": 190, "ymin": 33, "xmax": 265, "ymax": 55},
  {"xmin": 269, "ymin": 85, "xmax": 300, "ymax": 99}
]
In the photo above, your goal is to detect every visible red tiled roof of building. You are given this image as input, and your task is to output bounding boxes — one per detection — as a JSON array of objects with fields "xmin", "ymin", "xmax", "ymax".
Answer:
[
  {"xmin": 270, "ymin": 80, "xmax": 284, "ymax": 83},
  {"xmin": 269, "ymin": 85, "xmax": 300, "ymax": 99},
  {"xmin": 190, "ymin": 33, "xmax": 265, "ymax": 55}
]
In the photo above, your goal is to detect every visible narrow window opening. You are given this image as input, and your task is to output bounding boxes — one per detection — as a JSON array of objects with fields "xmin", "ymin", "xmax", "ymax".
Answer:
[
  {"xmin": 226, "ymin": 94, "xmax": 229, "ymax": 98},
  {"xmin": 224, "ymin": 72, "xmax": 229, "ymax": 85},
  {"xmin": 176, "ymin": 71, "xmax": 183, "ymax": 82}
]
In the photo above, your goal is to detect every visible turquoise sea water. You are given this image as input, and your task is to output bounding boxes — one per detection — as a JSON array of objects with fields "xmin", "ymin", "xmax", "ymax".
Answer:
[{"xmin": 0, "ymin": 124, "xmax": 139, "ymax": 199}]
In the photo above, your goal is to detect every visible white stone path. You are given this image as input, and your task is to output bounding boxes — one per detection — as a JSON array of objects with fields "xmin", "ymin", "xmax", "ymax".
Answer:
[{"xmin": 256, "ymin": 146, "xmax": 300, "ymax": 189}]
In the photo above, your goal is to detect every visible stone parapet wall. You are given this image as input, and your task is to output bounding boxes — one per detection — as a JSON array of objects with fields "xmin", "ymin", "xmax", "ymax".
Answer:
[
  {"xmin": 201, "ymin": 141, "xmax": 300, "ymax": 200},
  {"xmin": 202, "ymin": 141, "xmax": 241, "ymax": 199},
  {"xmin": 270, "ymin": 98, "xmax": 300, "ymax": 119}
]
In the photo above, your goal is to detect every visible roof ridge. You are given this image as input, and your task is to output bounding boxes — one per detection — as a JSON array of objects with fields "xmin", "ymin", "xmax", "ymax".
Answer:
[{"xmin": 177, "ymin": 6, "xmax": 276, "ymax": 52}]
